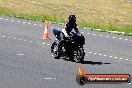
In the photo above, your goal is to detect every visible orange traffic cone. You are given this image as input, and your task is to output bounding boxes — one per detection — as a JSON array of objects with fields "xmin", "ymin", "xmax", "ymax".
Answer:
[{"xmin": 42, "ymin": 21, "xmax": 49, "ymax": 40}]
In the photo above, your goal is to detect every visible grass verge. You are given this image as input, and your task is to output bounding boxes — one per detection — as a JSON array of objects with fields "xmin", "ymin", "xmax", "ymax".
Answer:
[{"xmin": 0, "ymin": 7, "xmax": 132, "ymax": 36}]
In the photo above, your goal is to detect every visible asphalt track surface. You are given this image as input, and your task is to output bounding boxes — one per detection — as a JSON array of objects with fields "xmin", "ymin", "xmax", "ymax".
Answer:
[{"xmin": 0, "ymin": 16, "xmax": 132, "ymax": 88}]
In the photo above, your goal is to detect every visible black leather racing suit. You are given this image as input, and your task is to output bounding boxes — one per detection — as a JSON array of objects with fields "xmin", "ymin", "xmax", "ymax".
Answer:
[
  {"xmin": 65, "ymin": 22, "xmax": 79, "ymax": 35},
  {"xmin": 58, "ymin": 22, "xmax": 80, "ymax": 51}
]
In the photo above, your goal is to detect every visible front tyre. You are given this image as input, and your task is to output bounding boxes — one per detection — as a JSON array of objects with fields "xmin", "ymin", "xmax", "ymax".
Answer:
[
  {"xmin": 73, "ymin": 48, "xmax": 85, "ymax": 63},
  {"xmin": 51, "ymin": 42, "xmax": 61, "ymax": 59}
]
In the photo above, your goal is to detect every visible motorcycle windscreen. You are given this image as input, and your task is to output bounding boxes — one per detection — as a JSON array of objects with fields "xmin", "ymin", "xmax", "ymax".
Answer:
[
  {"xmin": 53, "ymin": 29, "xmax": 62, "ymax": 40},
  {"xmin": 53, "ymin": 29, "xmax": 61, "ymax": 36}
]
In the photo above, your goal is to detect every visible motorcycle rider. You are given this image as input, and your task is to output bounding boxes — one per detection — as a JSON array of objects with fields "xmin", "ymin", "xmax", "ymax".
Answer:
[{"xmin": 57, "ymin": 15, "xmax": 80, "ymax": 53}]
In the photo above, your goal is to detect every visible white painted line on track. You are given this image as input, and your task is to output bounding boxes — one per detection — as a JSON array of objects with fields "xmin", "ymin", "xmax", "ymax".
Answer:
[
  {"xmin": 13, "ymin": 38, "xmax": 17, "ymax": 39},
  {"xmin": 112, "ymin": 37, "xmax": 116, "ymax": 39},
  {"xmin": 39, "ymin": 25, "xmax": 42, "ymax": 27},
  {"xmin": 42, "ymin": 43, "xmax": 46, "ymax": 45},
  {"xmin": 130, "ymin": 40, "xmax": 132, "ymax": 42},
  {"xmin": 42, "ymin": 77, "xmax": 56, "ymax": 80},
  {"xmin": 98, "ymin": 54, "xmax": 102, "ymax": 56},
  {"xmin": 114, "ymin": 57, "xmax": 118, "ymax": 59},
  {"xmin": 1, "ymin": 26, "xmax": 131, "ymax": 62},
  {"xmin": 16, "ymin": 54, "xmax": 24, "ymax": 56},
  {"xmin": 19, "ymin": 38, "xmax": 22, "ymax": 40},
  {"xmin": 86, "ymin": 51, "xmax": 130, "ymax": 62},
  {"xmin": 94, "ymin": 53, "xmax": 97, "ymax": 55},
  {"xmin": 81, "ymin": 32, "xmax": 84, "ymax": 34},
  {"xmin": 53, "ymin": 78, "xmax": 57, "ymax": 79},
  {"xmin": 28, "ymin": 23, "xmax": 31, "ymax": 24},
  {"xmin": 77, "ymin": 31, "xmax": 132, "ymax": 43},
  {"xmin": 34, "ymin": 24, "xmax": 37, "ymax": 26},
  {"xmin": 99, "ymin": 35, "xmax": 103, "ymax": 36},
  {"xmin": 1, "ymin": 18, "xmax": 132, "ymax": 45},
  {"xmin": 2, "ymin": 36, "xmax": 6, "ymax": 38},
  {"xmin": 119, "ymin": 38, "xmax": 123, "ymax": 40},
  {"xmin": 10, "ymin": 20, "xmax": 14, "ymax": 22},
  {"xmin": 119, "ymin": 58, "xmax": 123, "ymax": 59},
  {"xmin": 51, "ymin": 27, "xmax": 54, "ymax": 29},
  {"xmin": 84, "ymin": 51, "xmax": 87, "ymax": 52},
  {"xmin": 47, "ymin": 44, "xmax": 50, "ymax": 46},
  {"xmin": 90, "ymin": 52, "xmax": 130, "ymax": 62},
  {"xmin": 5, "ymin": 19, "xmax": 9, "ymax": 20},
  {"xmin": 2, "ymin": 34, "xmax": 132, "ymax": 63},
  {"xmin": 125, "ymin": 39, "xmax": 128, "ymax": 41},
  {"xmin": 0, "ymin": 18, "xmax": 3, "ymax": 19},
  {"xmin": 17, "ymin": 21, "xmax": 20, "ymax": 23},
  {"xmin": 24, "ymin": 39, "xmax": 27, "ymax": 42},
  {"xmin": 103, "ymin": 55, "xmax": 107, "ymax": 57},
  {"xmin": 42, "ymin": 77, "xmax": 51, "ymax": 79},
  {"xmin": 106, "ymin": 36, "xmax": 110, "ymax": 37},
  {"xmin": 22, "ymin": 21, "xmax": 25, "ymax": 23},
  {"xmin": 109, "ymin": 56, "xmax": 113, "ymax": 58},
  {"xmin": 88, "ymin": 52, "xmax": 92, "ymax": 54}
]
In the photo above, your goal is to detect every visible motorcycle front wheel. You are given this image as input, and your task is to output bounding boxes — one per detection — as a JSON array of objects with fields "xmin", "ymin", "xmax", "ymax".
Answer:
[
  {"xmin": 73, "ymin": 48, "xmax": 85, "ymax": 63},
  {"xmin": 51, "ymin": 42, "xmax": 61, "ymax": 59}
]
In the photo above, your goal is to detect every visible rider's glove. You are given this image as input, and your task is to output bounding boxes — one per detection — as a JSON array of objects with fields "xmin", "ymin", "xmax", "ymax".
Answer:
[
  {"xmin": 62, "ymin": 28, "xmax": 69, "ymax": 37},
  {"xmin": 77, "ymin": 33, "xmax": 81, "ymax": 36},
  {"xmin": 65, "ymin": 34, "xmax": 70, "ymax": 37}
]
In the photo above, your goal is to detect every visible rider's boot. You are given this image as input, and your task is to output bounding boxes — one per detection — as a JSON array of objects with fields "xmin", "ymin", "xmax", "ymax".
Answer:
[{"xmin": 57, "ymin": 40, "xmax": 64, "ymax": 52}]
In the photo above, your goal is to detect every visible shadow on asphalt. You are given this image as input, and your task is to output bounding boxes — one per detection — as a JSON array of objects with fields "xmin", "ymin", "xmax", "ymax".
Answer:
[
  {"xmin": 80, "ymin": 61, "xmax": 111, "ymax": 65},
  {"xmin": 61, "ymin": 58, "xmax": 111, "ymax": 65}
]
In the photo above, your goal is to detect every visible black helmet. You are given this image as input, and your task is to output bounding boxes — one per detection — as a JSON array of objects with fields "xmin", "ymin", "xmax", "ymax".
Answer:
[{"xmin": 69, "ymin": 15, "xmax": 76, "ymax": 22}]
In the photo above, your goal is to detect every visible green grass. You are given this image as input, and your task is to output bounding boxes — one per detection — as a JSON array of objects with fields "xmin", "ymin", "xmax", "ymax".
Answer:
[
  {"xmin": 0, "ymin": 7, "xmax": 65, "ymax": 23},
  {"xmin": 0, "ymin": 8, "xmax": 64, "ymax": 22},
  {"xmin": 78, "ymin": 21, "xmax": 132, "ymax": 34}
]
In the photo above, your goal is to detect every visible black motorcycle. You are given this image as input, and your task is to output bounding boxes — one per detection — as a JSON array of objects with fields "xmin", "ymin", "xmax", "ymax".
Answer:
[{"xmin": 51, "ymin": 29, "xmax": 85, "ymax": 63}]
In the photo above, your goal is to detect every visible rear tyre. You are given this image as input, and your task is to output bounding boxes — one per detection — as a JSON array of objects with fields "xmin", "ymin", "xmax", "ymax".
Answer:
[{"xmin": 51, "ymin": 42, "xmax": 61, "ymax": 59}]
